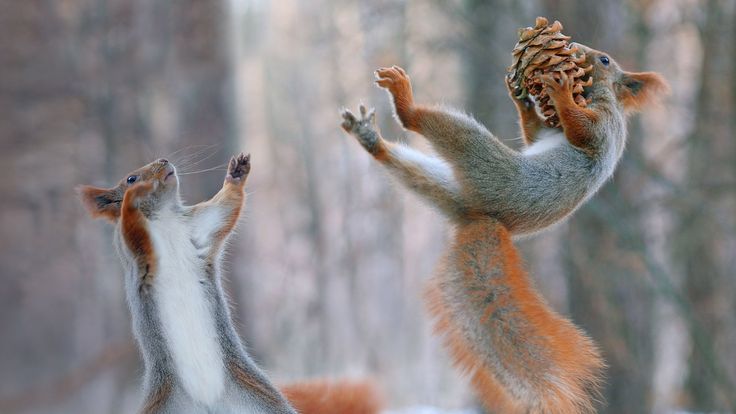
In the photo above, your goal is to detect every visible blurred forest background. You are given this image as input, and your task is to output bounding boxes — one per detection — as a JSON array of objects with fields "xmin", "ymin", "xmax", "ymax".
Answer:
[{"xmin": 1, "ymin": 0, "xmax": 735, "ymax": 413}]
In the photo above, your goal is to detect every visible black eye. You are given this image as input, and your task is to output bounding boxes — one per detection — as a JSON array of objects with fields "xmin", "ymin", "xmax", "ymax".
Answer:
[
  {"xmin": 127, "ymin": 175, "xmax": 138, "ymax": 184},
  {"xmin": 599, "ymin": 56, "xmax": 610, "ymax": 66}
]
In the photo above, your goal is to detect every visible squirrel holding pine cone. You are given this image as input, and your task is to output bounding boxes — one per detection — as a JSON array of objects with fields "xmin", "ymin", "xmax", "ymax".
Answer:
[
  {"xmin": 343, "ymin": 16, "xmax": 668, "ymax": 236},
  {"xmin": 341, "ymin": 17, "xmax": 668, "ymax": 414}
]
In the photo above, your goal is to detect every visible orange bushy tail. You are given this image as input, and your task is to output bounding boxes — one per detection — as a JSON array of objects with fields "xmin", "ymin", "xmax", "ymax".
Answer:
[
  {"xmin": 426, "ymin": 218, "xmax": 604, "ymax": 414},
  {"xmin": 280, "ymin": 379, "xmax": 383, "ymax": 414}
]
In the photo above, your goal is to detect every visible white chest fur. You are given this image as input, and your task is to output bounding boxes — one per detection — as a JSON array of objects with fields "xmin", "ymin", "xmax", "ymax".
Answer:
[
  {"xmin": 149, "ymin": 213, "xmax": 226, "ymax": 406},
  {"xmin": 522, "ymin": 129, "xmax": 566, "ymax": 156}
]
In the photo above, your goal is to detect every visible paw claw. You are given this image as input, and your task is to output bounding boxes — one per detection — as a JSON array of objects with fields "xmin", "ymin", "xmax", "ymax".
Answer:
[
  {"xmin": 374, "ymin": 65, "xmax": 414, "ymax": 115},
  {"xmin": 376, "ymin": 67, "xmax": 394, "ymax": 78},
  {"xmin": 341, "ymin": 109, "xmax": 355, "ymax": 121},
  {"xmin": 340, "ymin": 105, "xmax": 380, "ymax": 153},
  {"xmin": 227, "ymin": 152, "xmax": 251, "ymax": 183},
  {"xmin": 375, "ymin": 79, "xmax": 393, "ymax": 88},
  {"xmin": 341, "ymin": 109, "xmax": 357, "ymax": 131},
  {"xmin": 392, "ymin": 65, "xmax": 407, "ymax": 76},
  {"xmin": 340, "ymin": 106, "xmax": 377, "ymax": 133},
  {"xmin": 360, "ymin": 104, "xmax": 370, "ymax": 117}
]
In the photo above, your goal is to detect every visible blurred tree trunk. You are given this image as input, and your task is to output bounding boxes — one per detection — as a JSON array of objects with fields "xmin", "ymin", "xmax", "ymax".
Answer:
[
  {"xmin": 678, "ymin": 0, "xmax": 736, "ymax": 410},
  {"xmin": 461, "ymin": 0, "xmax": 529, "ymax": 141},
  {"xmin": 0, "ymin": 1, "xmax": 234, "ymax": 412},
  {"xmin": 356, "ymin": 0, "xmax": 411, "ymax": 396},
  {"xmin": 540, "ymin": 1, "xmax": 656, "ymax": 413},
  {"xmin": 133, "ymin": 0, "xmax": 235, "ymax": 202}
]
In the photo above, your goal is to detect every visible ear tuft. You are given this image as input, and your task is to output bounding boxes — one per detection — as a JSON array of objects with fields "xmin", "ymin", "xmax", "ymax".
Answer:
[
  {"xmin": 616, "ymin": 71, "xmax": 670, "ymax": 113},
  {"xmin": 76, "ymin": 185, "xmax": 121, "ymax": 222}
]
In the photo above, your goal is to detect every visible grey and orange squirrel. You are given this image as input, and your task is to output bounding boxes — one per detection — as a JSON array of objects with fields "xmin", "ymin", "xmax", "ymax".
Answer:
[
  {"xmin": 78, "ymin": 155, "xmax": 381, "ymax": 414},
  {"xmin": 341, "ymin": 44, "xmax": 668, "ymax": 413}
]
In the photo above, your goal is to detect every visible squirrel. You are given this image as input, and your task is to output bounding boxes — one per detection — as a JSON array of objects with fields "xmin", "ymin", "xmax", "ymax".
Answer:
[
  {"xmin": 78, "ymin": 155, "xmax": 380, "ymax": 414},
  {"xmin": 340, "ymin": 45, "xmax": 667, "ymax": 413},
  {"xmin": 343, "ymin": 45, "xmax": 668, "ymax": 236}
]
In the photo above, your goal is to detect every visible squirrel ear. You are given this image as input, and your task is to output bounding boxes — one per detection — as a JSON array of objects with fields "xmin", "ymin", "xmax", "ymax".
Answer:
[
  {"xmin": 615, "ymin": 71, "xmax": 670, "ymax": 114},
  {"xmin": 76, "ymin": 185, "xmax": 122, "ymax": 222}
]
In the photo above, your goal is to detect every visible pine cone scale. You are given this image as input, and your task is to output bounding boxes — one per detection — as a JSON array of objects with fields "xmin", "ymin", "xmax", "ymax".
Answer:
[{"xmin": 507, "ymin": 17, "xmax": 593, "ymax": 128}]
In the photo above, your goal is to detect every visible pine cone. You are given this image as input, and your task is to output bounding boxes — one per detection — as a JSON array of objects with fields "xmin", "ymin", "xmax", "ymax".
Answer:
[{"xmin": 507, "ymin": 17, "xmax": 593, "ymax": 128}]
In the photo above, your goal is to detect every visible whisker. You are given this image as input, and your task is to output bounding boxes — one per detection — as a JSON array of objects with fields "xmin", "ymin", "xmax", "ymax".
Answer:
[
  {"xmin": 173, "ymin": 149, "xmax": 218, "ymax": 168},
  {"xmin": 177, "ymin": 163, "xmax": 229, "ymax": 176},
  {"xmin": 165, "ymin": 145, "xmax": 213, "ymax": 161},
  {"xmin": 171, "ymin": 144, "xmax": 222, "ymax": 169},
  {"xmin": 177, "ymin": 147, "xmax": 221, "ymax": 171}
]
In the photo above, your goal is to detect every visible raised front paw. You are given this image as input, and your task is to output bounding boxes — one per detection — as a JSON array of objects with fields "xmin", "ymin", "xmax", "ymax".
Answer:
[
  {"xmin": 506, "ymin": 75, "xmax": 535, "ymax": 111},
  {"xmin": 541, "ymin": 71, "xmax": 574, "ymax": 106},
  {"xmin": 376, "ymin": 66, "xmax": 414, "ymax": 104},
  {"xmin": 375, "ymin": 66, "xmax": 419, "ymax": 130},
  {"xmin": 341, "ymin": 105, "xmax": 381, "ymax": 155},
  {"xmin": 226, "ymin": 153, "xmax": 251, "ymax": 185}
]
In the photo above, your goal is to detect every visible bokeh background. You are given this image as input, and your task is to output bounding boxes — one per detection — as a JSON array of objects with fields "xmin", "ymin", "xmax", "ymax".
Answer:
[{"xmin": 1, "ymin": 0, "xmax": 735, "ymax": 413}]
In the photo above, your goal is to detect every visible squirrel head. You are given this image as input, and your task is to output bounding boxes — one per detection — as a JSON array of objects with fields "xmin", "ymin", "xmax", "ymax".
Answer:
[
  {"xmin": 77, "ymin": 158, "xmax": 179, "ymax": 222},
  {"xmin": 573, "ymin": 43, "xmax": 670, "ymax": 114}
]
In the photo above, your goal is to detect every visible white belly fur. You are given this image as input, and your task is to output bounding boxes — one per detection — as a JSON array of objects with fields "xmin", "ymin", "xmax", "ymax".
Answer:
[{"xmin": 150, "ymin": 214, "xmax": 226, "ymax": 406}]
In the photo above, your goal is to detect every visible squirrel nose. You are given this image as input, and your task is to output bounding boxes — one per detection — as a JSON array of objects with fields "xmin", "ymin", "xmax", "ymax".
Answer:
[{"xmin": 158, "ymin": 158, "xmax": 169, "ymax": 165}]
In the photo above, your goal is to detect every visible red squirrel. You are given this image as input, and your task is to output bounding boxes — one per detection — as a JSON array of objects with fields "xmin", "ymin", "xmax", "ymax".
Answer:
[
  {"xmin": 345, "ymin": 47, "xmax": 667, "ymax": 236},
  {"xmin": 78, "ymin": 154, "xmax": 380, "ymax": 414},
  {"xmin": 341, "ymin": 45, "xmax": 667, "ymax": 413}
]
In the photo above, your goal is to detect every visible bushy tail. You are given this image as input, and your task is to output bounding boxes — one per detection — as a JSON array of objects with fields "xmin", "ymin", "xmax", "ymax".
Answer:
[
  {"xmin": 426, "ymin": 218, "xmax": 604, "ymax": 414},
  {"xmin": 280, "ymin": 378, "xmax": 383, "ymax": 414}
]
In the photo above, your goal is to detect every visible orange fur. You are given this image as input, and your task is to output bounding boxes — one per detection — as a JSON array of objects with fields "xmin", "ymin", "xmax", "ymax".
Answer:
[
  {"xmin": 543, "ymin": 73, "xmax": 600, "ymax": 152},
  {"xmin": 426, "ymin": 283, "xmax": 524, "ymax": 414},
  {"xmin": 120, "ymin": 182, "xmax": 157, "ymax": 288},
  {"xmin": 506, "ymin": 79, "xmax": 545, "ymax": 145},
  {"xmin": 372, "ymin": 139, "xmax": 391, "ymax": 162},
  {"xmin": 192, "ymin": 182, "xmax": 245, "ymax": 260},
  {"xmin": 280, "ymin": 379, "xmax": 383, "ymax": 414},
  {"xmin": 189, "ymin": 153, "xmax": 250, "ymax": 264},
  {"xmin": 375, "ymin": 66, "xmax": 422, "ymax": 132},
  {"xmin": 518, "ymin": 107, "xmax": 544, "ymax": 145},
  {"xmin": 556, "ymin": 104, "xmax": 599, "ymax": 151},
  {"xmin": 212, "ymin": 187, "xmax": 243, "ymax": 246},
  {"xmin": 77, "ymin": 185, "xmax": 121, "ymax": 222},
  {"xmin": 616, "ymin": 71, "xmax": 670, "ymax": 114},
  {"xmin": 427, "ymin": 219, "xmax": 604, "ymax": 414}
]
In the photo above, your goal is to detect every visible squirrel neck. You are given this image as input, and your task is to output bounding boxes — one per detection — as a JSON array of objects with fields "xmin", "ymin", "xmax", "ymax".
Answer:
[{"xmin": 143, "ymin": 195, "xmax": 184, "ymax": 220}]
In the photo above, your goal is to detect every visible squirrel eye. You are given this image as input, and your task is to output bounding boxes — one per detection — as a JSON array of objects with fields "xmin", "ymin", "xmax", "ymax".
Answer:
[
  {"xmin": 599, "ymin": 56, "xmax": 610, "ymax": 66},
  {"xmin": 127, "ymin": 175, "xmax": 138, "ymax": 184}
]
